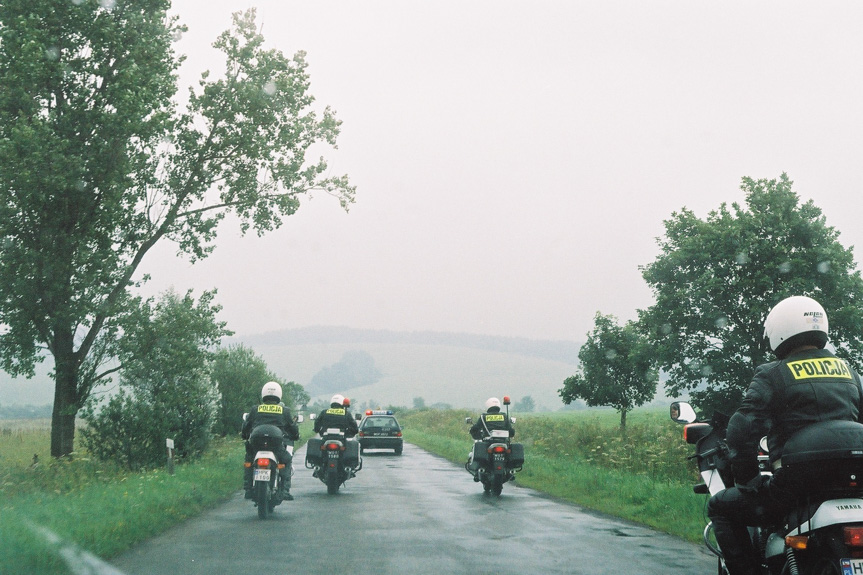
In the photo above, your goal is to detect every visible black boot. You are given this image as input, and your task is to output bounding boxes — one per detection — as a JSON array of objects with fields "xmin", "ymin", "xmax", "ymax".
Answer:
[
  {"xmin": 279, "ymin": 470, "xmax": 293, "ymax": 501},
  {"xmin": 243, "ymin": 467, "xmax": 254, "ymax": 499}
]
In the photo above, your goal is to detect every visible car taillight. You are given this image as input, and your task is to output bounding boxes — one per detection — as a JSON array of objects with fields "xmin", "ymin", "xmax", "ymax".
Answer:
[
  {"xmin": 358, "ymin": 432, "xmax": 366, "ymax": 437},
  {"xmin": 256, "ymin": 458, "xmax": 270, "ymax": 468},
  {"xmin": 845, "ymin": 527, "xmax": 863, "ymax": 547},
  {"xmin": 396, "ymin": 432, "xmax": 402, "ymax": 437}
]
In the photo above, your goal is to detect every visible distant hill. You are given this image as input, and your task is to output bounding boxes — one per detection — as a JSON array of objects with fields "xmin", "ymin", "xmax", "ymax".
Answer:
[
  {"xmin": 232, "ymin": 326, "xmax": 583, "ymax": 412},
  {"xmin": 239, "ymin": 326, "xmax": 580, "ymax": 364},
  {"xmin": 1, "ymin": 327, "xmax": 584, "ymax": 413}
]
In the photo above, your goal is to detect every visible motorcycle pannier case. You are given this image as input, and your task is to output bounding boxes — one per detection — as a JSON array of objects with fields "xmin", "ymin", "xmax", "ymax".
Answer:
[
  {"xmin": 779, "ymin": 420, "xmax": 863, "ymax": 495},
  {"xmin": 305, "ymin": 438, "xmax": 323, "ymax": 466},
  {"xmin": 508, "ymin": 442, "xmax": 525, "ymax": 468},
  {"xmin": 344, "ymin": 439, "xmax": 360, "ymax": 468},
  {"xmin": 471, "ymin": 442, "xmax": 491, "ymax": 467}
]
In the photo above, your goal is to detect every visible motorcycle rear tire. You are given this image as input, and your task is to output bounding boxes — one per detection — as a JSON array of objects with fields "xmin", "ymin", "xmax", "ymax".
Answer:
[
  {"xmin": 492, "ymin": 476, "xmax": 504, "ymax": 496},
  {"xmin": 326, "ymin": 473, "xmax": 340, "ymax": 494},
  {"xmin": 256, "ymin": 482, "xmax": 271, "ymax": 519}
]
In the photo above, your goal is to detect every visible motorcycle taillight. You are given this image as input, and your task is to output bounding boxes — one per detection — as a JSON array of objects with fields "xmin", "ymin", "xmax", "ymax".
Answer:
[
  {"xmin": 845, "ymin": 527, "xmax": 863, "ymax": 547},
  {"xmin": 256, "ymin": 458, "xmax": 270, "ymax": 468},
  {"xmin": 324, "ymin": 443, "xmax": 342, "ymax": 451},
  {"xmin": 488, "ymin": 445, "xmax": 507, "ymax": 454}
]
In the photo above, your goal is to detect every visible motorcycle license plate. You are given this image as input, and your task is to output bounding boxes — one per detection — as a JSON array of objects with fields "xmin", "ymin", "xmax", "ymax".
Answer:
[
  {"xmin": 253, "ymin": 469, "xmax": 271, "ymax": 482},
  {"xmin": 842, "ymin": 559, "xmax": 863, "ymax": 575}
]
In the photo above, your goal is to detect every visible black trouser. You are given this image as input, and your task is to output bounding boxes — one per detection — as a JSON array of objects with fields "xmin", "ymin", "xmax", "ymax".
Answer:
[
  {"xmin": 244, "ymin": 426, "xmax": 292, "ymax": 491},
  {"xmin": 707, "ymin": 479, "xmax": 792, "ymax": 575}
]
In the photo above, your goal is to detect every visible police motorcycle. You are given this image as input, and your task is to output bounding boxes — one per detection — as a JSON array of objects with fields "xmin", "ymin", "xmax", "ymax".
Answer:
[
  {"xmin": 464, "ymin": 396, "xmax": 524, "ymax": 496},
  {"xmin": 305, "ymin": 428, "xmax": 362, "ymax": 494},
  {"xmin": 672, "ymin": 401, "xmax": 863, "ymax": 575},
  {"xmin": 243, "ymin": 423, "xmax": 294, "ymax": 519}
]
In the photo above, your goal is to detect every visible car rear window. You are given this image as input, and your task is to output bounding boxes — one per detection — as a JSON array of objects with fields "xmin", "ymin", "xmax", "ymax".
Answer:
[{"xmin": 363, "ymin": 417, "xmax": 398, "ymax": 429}]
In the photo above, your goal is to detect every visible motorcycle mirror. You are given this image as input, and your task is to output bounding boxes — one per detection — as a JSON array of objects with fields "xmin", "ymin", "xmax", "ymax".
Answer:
[
  {"xmin": 510, "ymin": 417, "xmax": 517, "ymax": 424},
  {"xmin": 465, "ymin": 417, "xmax": 473, "ymax": 425},
  {"xmin": 296, "ymin": 414, "xmax": 304, "ymax": 424},
  {"xmin": 759, "ymin": 436, "xmax": 769, "ymax": 453},
  {"xmin": 242, "ymin": 412, "xmax": 248, "ymax": 421},
  {"xmin": 309, "ymin": 413, "xmax": 316, "ymax": 420},
  {"xmin": 670, "ymin": 401, "xmax": 697, "ymax": 424}
]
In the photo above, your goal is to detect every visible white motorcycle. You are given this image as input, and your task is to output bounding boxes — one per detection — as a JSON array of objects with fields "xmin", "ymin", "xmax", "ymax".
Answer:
[{"xmin": 672, "ymin": 401, "xmax": 863, "ymax": 575}]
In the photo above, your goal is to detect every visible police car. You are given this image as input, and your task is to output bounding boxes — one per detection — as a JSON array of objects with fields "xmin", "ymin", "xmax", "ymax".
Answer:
[{"xmin": 357, "ymin": 410, "xmax": 403, "ymax": 455}]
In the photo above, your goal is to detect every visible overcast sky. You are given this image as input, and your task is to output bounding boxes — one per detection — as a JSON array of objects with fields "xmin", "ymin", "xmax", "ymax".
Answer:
[{"xmin": 141, "ymin": 0, "xmax": 863, "ymax": 343}]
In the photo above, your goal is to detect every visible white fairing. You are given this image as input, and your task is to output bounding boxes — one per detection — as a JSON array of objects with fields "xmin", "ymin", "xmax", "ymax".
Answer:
[
  {"xmin": 785, "ymin": 498, "xmax": 863, "ymax": 535},
  {"xmin": 700, "ymin": 469, "xmax": 729, "ymax": 496},
  {"xmin": 254, "ymin": 451, "xmax": 277, "ymax": 464}
]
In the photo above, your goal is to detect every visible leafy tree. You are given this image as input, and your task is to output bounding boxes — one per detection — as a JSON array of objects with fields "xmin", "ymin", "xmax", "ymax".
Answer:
[
  {"xmin": 559, "ymin": 313, "xmax": 657, "ymax": 429},
  {"xmin": 515, "ymin": 395, "xmax": 535, "ymax": 413},
  {"xmin": 211, "ymin": 344, "xmax": 277, "ymax": 436},
  {"xmin": 0, "ymin": 2, "xmax": 353, "ymax": 456},
  {"xmin": 210, "ymin": 343, "xmax": 311, "ymax": 436},
  {"xmin": 639, "ymin": 174, "xmax": 863, "ymax": 414},
  {"xmin": 81, "ymin": 289, "xmax": 228, "ymax": 469},
  {"xmin": 413, "ymin": 397, "xmax": 426, "ymax": 410}
]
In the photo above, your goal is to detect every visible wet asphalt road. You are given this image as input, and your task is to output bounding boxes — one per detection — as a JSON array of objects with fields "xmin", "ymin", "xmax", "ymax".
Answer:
[{"xmin": 111, "ymin": 442, "xmax": 719, "ymax": 575}]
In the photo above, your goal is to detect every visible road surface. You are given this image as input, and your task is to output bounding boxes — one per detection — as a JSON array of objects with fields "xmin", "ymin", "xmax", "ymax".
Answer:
[{"xmin": 111, "ymin": 442, "xmax": 719, "ymax": 575}]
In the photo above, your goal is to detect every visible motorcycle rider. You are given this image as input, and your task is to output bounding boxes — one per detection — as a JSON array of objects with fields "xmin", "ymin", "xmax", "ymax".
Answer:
[
  {"xmin": 313, "ymin": 394, "xmax": 359, "ymax": 438},
  {"xmin": 707, "ymin": 295, "xmax": 863, "ymax": 575},
  {"xmin": 242, "ymin": 381, "xmax": 300, "ymax": 501},
  {"xmin": 470, "ymin": 397, "xmax": 515, "ymax": 440}
]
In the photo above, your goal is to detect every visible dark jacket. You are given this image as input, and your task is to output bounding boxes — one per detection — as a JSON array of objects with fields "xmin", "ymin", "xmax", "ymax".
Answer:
[
  {"xmin": 470, "ymin": 407, "xmax": 515, "ymax": 440},
  {"xmin": 726, "ymin": 348, "xmax": 863, "ymax": 485},
  {"xmin": 242, "ymin": 400, "xmax": 300, "ymax": 441},
  {"xmin": 314, "ymin": 405, "xmax": 358, "ymax": 438}
]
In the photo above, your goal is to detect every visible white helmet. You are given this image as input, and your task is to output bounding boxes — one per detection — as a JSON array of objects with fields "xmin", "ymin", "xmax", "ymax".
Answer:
[
  {"xmin": 330, "ymin": 394, "xmax": 345, "ymax": 406},
  {"xmin": 261, "ymin": 381, "xmax": 282, "ymax": 401},
  {"xmin": 763, "ymin": 295, "xmax": 829, "ymax": 358},
  {"xmin": 485, "ymin": 397, "xmax": 501, "ymax": 410}
]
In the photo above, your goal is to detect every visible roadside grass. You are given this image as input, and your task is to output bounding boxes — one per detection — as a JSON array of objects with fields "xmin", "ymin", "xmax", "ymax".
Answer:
[
  {"xmin": 0, "ymin": 421, "xmax": 313, "ymax": 575},
  {"xmin": 400, "ymin": 408, "xmax": 709, "ymax": 544}
]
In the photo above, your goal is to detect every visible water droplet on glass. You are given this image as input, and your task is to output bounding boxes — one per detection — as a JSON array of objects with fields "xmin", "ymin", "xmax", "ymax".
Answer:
[
  {"xmin": 99, "ymin": 0, "xmax": 116, "ymax": 9},
  {"xmin": 818, "ymin": 261, "xmax": 831, "ymax": 274},
  {"xmin": 660, "ymin": 324, "xmax": 672, "ymax": 335},
  {"xmin": 735, "ymin": 252, "xmax": 750, "ymax": 265},
  {"xmin": 605, "ymin": 349, "xmax": 618, "ymax": 360},
  {"xmin": 778, "ymin": 261, "xmax": 791, "ymax": 274},
  {"xmin": 45, "ymin": 46, "xmax": 60, "ymax": 61},
  {"xmin": 715, "ymin": 317, "xmax": 728, "ymax": 329},
  {"xmin": 263, "ymin": 81, "xmax": 277, "ymax": 96}
]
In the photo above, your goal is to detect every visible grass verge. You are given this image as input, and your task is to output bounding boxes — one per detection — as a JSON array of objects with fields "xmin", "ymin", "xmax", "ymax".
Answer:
[{"xmin": 1, "ymin": 427, "xmax": 311, "ymax": 575}]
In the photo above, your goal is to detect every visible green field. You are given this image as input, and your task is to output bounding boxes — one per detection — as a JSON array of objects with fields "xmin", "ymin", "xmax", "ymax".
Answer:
[{"xmin": 0, "ymin": 409, "xmax": 709, "ymax": 574}]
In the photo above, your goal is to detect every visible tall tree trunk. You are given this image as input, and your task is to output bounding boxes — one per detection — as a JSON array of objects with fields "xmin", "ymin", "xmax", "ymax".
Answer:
[
  {"xmin": 50, "ymin": 328, "xmax": 80, "ymax": 457},
  {"xmin": 619, "ymin": 408, "xmax": 627, "ymax": 430}
]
